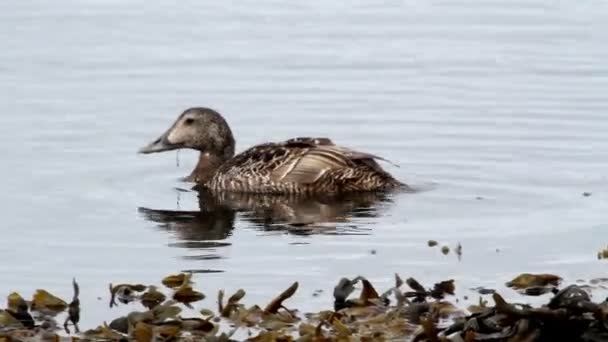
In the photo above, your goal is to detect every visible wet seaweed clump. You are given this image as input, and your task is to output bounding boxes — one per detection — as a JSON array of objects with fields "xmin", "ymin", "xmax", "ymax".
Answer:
[
  {"xmin": 0, "ymin": 278, "xmax": 80, "ymax": 340},
  {"xmin": 0, "ymin": 272, "xmax": 607, "ymax": 341},
  {"xmin": 506, "ymin": 273, "xmax": 561, "ymax": 296}
]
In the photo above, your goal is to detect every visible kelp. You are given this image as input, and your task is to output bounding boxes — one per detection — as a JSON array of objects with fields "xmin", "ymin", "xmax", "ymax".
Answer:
[
  {"xmin": 64, "ymin": 278, "xmax": 80, "ymax": 334},
  {"xmin": 264, "ymin": 282, "xmax": 298, "ymax": 315},
  {"xmin": 162, "ymin": 273, "xmax": 191, "ymax": 289},
  {"xmin": 109, "ymin": 283, "xmax": 147, "ymax": 308},
  {"xmin": 31, "ymin": 289, "xmax": 68, "ymax": 313},
  {"xmin": 140, "ymin": 286, "xmax": 166, "ymax": 310},
  {"xmin": 0, "ymin": 273, "xmax": 607, "ymax": 341},
  {"xmin": 506, "ymin": 273, "xmax": 562, "ymax": 296}
]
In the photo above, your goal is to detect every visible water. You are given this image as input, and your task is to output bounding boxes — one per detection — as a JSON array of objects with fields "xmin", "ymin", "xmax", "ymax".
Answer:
[{"xmin": 1, "ymin": 0, "xmax": 607, "ymax": 329}]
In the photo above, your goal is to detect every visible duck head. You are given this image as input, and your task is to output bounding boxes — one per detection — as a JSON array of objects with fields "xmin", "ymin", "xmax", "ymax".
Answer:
[{"xmin": 139, "ymin": 107, "xmax": 236, "ymax": 161}]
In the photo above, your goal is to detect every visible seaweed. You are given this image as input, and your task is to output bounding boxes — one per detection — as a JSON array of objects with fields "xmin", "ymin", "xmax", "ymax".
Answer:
[{"xmin": 0, "ymin": 272, "xmax": 606, "ymax": 341}]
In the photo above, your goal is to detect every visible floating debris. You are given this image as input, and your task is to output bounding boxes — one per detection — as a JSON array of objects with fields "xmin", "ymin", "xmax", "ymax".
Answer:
[
  {"xmin": 441, "ymin": 245, "xmax": 450, "ymax": 255},
  {"xmin": 456, "ymin": 242, "xmax": 463, "ymax": 260},
  {"xmin": 598, "ymin": 246, "xmax": 608, "ymax": 260},
  {"xmin": 428, "ymin": 240, "xmax": 460, "ymax": 259}
]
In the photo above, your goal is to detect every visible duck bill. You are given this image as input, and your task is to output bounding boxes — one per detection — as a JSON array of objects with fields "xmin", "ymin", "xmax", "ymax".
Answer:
[{"xmin": 138, "ymin": 130, "xmax": 181, "ymax": 154}]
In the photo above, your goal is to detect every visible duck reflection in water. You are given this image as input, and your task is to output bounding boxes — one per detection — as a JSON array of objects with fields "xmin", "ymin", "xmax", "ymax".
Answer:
[{"xmin": 138, "ymin": 188, "xmax": 396, "ymax": 256}]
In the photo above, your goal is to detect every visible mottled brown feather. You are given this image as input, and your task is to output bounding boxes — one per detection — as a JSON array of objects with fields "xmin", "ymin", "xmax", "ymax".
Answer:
[{"xmin": 204, "ymin": 137, "xmax": 405, "ymax": 194}]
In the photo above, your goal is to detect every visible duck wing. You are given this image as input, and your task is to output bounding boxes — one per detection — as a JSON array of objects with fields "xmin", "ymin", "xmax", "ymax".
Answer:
[
  {"xmin": 282, "ymin": 137, "xmax": 398, "ymax": 167},
  {"xmin": 270, "ymin": 137, "xmax": 395, "ymax": 185}
]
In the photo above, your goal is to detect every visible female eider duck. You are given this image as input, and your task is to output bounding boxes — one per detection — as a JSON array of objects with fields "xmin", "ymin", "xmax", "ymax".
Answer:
[{"xmin": 139, "ymin": 107, "xmax": 407, "ymax": 194}]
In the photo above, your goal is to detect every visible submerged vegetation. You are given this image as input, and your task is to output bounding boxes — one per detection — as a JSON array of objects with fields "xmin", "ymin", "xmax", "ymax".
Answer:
[{"xmin": 1, "ymin": 272, "xmax": 607, "ymax": 341}]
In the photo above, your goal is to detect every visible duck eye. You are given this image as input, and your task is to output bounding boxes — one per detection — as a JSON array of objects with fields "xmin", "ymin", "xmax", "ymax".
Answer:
[{"xmin": 184, "ymin": 118, "xmax": 195, "ymax": 125}]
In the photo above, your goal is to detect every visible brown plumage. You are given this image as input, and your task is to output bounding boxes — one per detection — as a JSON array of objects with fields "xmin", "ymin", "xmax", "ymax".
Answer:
[{"xmin": 139, "ymin": 107, "xmax": 408, "ymax": 194}]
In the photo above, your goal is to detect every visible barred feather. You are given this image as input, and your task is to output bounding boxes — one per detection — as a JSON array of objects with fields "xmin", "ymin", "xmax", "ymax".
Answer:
[{"xmin": 204, "ymin": 137, "xmax": 406, "ymax": 194}]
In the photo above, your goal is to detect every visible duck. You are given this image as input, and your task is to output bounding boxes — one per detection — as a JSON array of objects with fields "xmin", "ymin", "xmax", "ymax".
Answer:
[{"xmin": 138, "ymin": 107, "xmax": 408, "ymax": 194}]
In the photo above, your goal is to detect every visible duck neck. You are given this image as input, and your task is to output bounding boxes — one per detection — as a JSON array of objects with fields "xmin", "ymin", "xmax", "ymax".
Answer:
[{"xmin": 187, "ymin": 151, "xmax": 232, "ymax": 184}]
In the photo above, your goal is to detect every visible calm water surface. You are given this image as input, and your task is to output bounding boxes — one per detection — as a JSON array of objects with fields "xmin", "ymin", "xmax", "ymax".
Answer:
[{"xmin": 1, "ymin": 0, "xmax": 608, "ymax": 328}]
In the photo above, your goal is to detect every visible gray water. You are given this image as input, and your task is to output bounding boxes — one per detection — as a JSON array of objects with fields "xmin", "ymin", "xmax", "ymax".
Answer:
[{"xmin": 1, "ymin": 0, "xmax": 608, "ymax": 329}]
